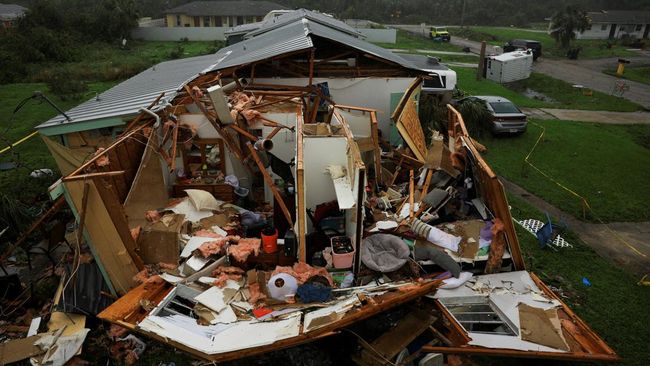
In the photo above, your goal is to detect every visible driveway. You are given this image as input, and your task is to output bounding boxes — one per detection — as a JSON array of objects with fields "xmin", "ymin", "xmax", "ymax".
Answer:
[
  {"xmin": 520, "ymin": 108, "xmax": 650, "ymax": 124},
  {"xmin": 533, "ymin": 58, "xmax": 650, "ymax": 109}
]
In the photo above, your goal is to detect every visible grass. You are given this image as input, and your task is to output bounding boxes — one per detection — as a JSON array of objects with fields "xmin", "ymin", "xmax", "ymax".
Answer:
[
  {"xmin": 452, "ymin": 26, "xmax": 639, "ymax": 59},
  {"xmin": 373, "ymin": 30, "xmax": 478, "ymax": 64},
  {"xmin": 0, "ymin": 40, "xmax": 219, "ymax": 200},
  {"xmin": 26, "ymin": 40, "xmax": 220, "ymax": 83},
  {"xmin": 452, "ymin": 67, "xmax": 644, "ymax": 111},
  {"xmin": 479, "ymin": 119, "xmax": 650, "ymax": 222},
  {"xmin": 507, "ymin": 194, "xmax": 650, "ymax": 366},
  {"xmin": 604, "ymin": 66, "xmax": 650, "ymax": 86},
  {"xmin": 0, "ymin": 82, "xmax": 118, "ymax": 198}
]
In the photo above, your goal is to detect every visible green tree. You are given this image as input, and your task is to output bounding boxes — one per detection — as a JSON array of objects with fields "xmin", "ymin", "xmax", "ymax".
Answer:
[{"xmin": 550, "ymin": 6, "xmax": 590, "ymax": 49}]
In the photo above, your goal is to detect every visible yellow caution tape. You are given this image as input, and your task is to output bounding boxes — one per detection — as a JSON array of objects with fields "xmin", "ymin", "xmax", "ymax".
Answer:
[
  {"xmin": 0, "ymin": 131, "xmax": 38, "ymax": 155},
  {"xmin": 524, "ymin": 122, "xmax": 648, "ymax": 260}
]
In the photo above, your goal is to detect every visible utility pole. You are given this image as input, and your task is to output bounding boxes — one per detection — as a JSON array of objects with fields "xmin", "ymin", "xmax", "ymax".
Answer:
[
  {"xmin": 476, "ymin": 41, "xmax": 486, "ymax": 80},
  {"xmin": 460, "ymin": 0, "xmax": 467, "ymax": 28}
]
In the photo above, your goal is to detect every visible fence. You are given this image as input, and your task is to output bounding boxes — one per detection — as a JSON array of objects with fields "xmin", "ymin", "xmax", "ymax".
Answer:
[{"xmin": 131, "ymin": 27, "xmax": 227, "ymax": 41}]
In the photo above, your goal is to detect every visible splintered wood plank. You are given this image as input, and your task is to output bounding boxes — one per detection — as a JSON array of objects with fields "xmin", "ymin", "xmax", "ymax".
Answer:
[{"xmin": 98, "ymin": 281, "xmax": 171, "ymax": 323}]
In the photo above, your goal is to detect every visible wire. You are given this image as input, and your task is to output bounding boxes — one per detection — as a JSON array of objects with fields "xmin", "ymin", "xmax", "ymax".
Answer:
[{"xmin": 523, "ymin": 121, "xmax": 647, "ymax": 260}]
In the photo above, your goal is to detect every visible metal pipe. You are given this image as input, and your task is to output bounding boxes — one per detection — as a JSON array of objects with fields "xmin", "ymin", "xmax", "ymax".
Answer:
[{"xmin": 139, "ymin": 107, "xmax": 161, "ymax": 128}]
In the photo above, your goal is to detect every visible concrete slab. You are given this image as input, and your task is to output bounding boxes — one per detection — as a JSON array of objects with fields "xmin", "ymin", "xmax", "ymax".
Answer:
[{"xmin": 540, "ymin": 109, "xmax": 650, "ymax": 124}]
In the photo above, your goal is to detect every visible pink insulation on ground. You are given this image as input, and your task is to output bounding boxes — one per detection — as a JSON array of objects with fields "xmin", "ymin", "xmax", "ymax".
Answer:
[
  {"xmin": 211, "ymin": 266, "xmax": 245, "ymax": 287},
  {"xmin": 94, "ymin": 148, "xmax": 110, "ymax": 167},
  {"xmin": 198, "ymin": 235, "xmax": 240, "ymax": 257},
  {"xmin": 194, "ymin": 230, "xmax": 222, "ymax": 238},
  {"xmin": 248, "ymin": 282, "xmax": 266, "ymax": 305},
  {"xmin": 145, "ymin": 210, "xmax": 161, "ymax": 223},
  {"xmin": 272, "ymin": 262, "xmax": 334, "ymax": 286},
  {"xmin": 228, "ymin": 238, "xmax": 261, "ymax": 262}
]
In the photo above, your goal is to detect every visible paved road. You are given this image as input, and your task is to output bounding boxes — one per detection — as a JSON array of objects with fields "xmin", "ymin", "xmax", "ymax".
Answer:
[
  {"xmin": 448, "ymin": 36, "xmax": 650, "ymax": 109},
  {"xmin": 534, "ymin": 58, "xmax": 650, "ymax": 109},
  {"xmin": 502, "ymin": 178, "xmax": 650, "ymax": 277},
  {"xmin": 520, "ymin": 107, "xmax": 650, "ymax": 124}
]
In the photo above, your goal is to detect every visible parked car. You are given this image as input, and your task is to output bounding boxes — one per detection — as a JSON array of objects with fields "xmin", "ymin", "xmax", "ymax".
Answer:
[
  {"xmin": 430, "ymin": 26, "xmax": 451, "ymax": 42},
  {"xmin": 455, "ymin": 96, "xmax": 527, "ymax": 134},
  {"xmin": 503, "ymin": 39, "xmax": 542, "ymax": 60}
]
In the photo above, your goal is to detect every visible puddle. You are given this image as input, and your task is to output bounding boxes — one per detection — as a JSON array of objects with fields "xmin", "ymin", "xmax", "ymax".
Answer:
[{"xmin": 522, "ymin": 88, "xmax": 557, "ymax": 103}]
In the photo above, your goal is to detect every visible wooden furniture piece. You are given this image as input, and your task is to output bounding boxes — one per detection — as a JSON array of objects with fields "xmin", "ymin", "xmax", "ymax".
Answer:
[
  {"xmin": 172, "ymin": 182, "xmax": 235, "ymax": 202},
  {"xmin": 181, "ymin": 138, "xmax": 226, "ymax": 179}
]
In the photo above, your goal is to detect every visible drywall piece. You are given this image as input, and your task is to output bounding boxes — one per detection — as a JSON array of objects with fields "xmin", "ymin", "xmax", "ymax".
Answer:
[
  {"xmin": 433, "ymin": 271, "xmax": 570, "ymax": 352},
  {"xmin": 332, "ymin": 177, "xmax": 355, "ymax": 209},
  {"xmin": 207, "ymin": 85, "xmax": 234, "ymax": 124},
  {"xmin": 302, "ymin": 136, "xmax": 348, "ymax": 211},
  {"xmin": 186, "ymin": 254, "xmax": 210, "ymax": 271},
  {"xmin": 337, "ymin": 109, "xmax": 372, "ymax": 139},
  {"xmin": 169, "ymin": 198, "xmax": 215, "ymax": 223},
  {"xmin": 138, "ymin": 313, "xmax": 301, "ymax": 354},
  {"xmin": 304, "ymin": 296, "xmax": 359, "ymax": 332},
  {"xmin": 194, "ymin": 287, "xmax": 228, "ymax": 313}
]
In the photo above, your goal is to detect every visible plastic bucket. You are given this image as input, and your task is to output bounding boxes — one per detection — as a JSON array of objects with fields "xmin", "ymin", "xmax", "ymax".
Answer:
[{"xmin": 261, "ymin": 227, "xmax": 278, "ymax": 254}]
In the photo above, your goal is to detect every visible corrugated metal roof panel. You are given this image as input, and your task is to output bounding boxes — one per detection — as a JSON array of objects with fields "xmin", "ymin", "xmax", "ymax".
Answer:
[
  {"xmin": 210, "ymin": 20, "xmax": 314, "ymax": 71},
  {"xmin": 244, "ymin": 9, "xmax": 362, "ymax": 38},
  {"xmin": 210, "ymin": 19, "xmax": 419, "ymax": 72},
  {"xmin": 37, "ymin": 54, "xmax": 219, "ymax": 130}
]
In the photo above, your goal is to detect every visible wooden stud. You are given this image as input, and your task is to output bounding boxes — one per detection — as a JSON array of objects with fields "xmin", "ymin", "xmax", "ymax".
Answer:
[
  {"xmin": 409, "ymin": 169, "xmax": 415, "ymax": 221},
  {"xmin": 308, "ymin": 48, "xmax": 315, "ymax": 86},
  {"xmin": 245, "ymin": 142, "xmax": 293, "ymax": 226},
  {"xmin": 63, "ymin": 170, "xmax": 126, "ymax": 182}
]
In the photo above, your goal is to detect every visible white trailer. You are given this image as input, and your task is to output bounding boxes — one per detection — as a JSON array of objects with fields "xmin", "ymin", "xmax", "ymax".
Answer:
[{"xmin": 485, "ymin": 50, "xmax": 533, "ymax": 83}]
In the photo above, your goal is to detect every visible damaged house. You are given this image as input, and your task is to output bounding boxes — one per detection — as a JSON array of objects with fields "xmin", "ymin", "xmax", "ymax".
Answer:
[{"xmin": 23, "ymin": 9, "xmax": 618, "ymax": 365}]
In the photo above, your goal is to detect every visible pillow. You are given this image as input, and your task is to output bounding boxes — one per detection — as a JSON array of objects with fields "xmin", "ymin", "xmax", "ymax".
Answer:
[
  {"xmin": 361, "ymin": 234, "xmax": 411, "ymax": 273},
  {"xmin": 185, "ymin": 189, "xmax": 220, "ymax": 211}
]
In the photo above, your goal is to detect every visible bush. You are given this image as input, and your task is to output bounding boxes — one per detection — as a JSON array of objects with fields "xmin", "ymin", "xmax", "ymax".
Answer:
[
  {"xmin": 457, "ymin": 99, "xmax": 492, "ymax": 137},
  {"xmin": 169, "ymin": 44, "xmax": 185, "ymax": 59},
  {"xmin": 46, "ymin": 69, "xmax": 89, "ymax": 100}
]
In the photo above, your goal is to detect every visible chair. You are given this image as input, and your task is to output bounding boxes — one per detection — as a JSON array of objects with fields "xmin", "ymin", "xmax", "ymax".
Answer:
[{"xmin": 536, "ymin": 213, "xmax": 567, "ymax": 250}]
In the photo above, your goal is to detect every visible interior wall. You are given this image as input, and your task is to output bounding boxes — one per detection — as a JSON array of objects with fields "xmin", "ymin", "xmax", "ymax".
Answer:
[
  {"xmin": 302, "ymin": 136, "xmax": 348, "ymax": 231},
  {"xmin": 253, "ymin": 77, "xmax": 417, "ymax": 134}
]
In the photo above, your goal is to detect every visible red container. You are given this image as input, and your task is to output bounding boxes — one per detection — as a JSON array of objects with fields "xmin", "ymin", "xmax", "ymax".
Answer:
[{"xmin": 261, "ymin": 227, "xmax": 278, "ymax": 254}]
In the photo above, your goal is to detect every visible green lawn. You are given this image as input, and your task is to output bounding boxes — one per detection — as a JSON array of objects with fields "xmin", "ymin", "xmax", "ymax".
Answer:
[
  {"xmin": 0, "ymin": 82, "xmax": 117, "ymax": 198},
  {"xmin": 604, "ymin": 66, "xmax": 650, "ymax": 86},
  {"xmin": 507, "ymin": 194, "xmax": 650, "ymax": 366},
  {"xmin": 452, "ymin": 26, "xmax": 638, "ymax": 59},
  {"xmin": 480, "ymin": 119, "xmax": 650, "ymax": 222},
  {"xmin": 375, "ymin": 29, "xmax": 465, "ymax": 52},
  {"xmin": 452, "ymin": 67, "xmax": 644, "ymax": 111},
  {"xmin": 26, "ymin": 40, "xmax": 219, "ymax": 83}
]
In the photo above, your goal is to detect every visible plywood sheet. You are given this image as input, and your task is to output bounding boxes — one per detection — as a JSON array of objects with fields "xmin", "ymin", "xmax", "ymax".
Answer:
[
  {"xmin": 65, "ymin": 180, "xmax": 139, "ymax": 294},
  {"xmin": 395, "ymin": 100, "xmax": 426, "ymax": 162},
  {"xmin": 124, "ymin": 133, "xmax": 169, "ymax": 228}
]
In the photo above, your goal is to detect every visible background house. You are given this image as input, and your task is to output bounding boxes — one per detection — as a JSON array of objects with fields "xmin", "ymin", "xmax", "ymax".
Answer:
[
  {"xmin": 0, "ymin": 3, "xmax": 26, "ymax": 28},
  {"xmin": 164, "ymin": 1, "xmax": 287, "ymax": 28},
  {"xmin": 577, "ymin": 10, "xmax": 650, "ymax": 39}
]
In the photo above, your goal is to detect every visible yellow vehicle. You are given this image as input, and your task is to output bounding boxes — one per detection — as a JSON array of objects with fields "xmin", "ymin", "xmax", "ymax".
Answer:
[{"xmin": 430, "ymin": 26, "xmax": 450, "ymax": 42}]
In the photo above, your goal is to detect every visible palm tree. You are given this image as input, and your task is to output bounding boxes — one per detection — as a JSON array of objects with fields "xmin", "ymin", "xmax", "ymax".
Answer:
[{"xmin": 550, "ymin": 6, "xmax": 590, "ymax": 49}]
